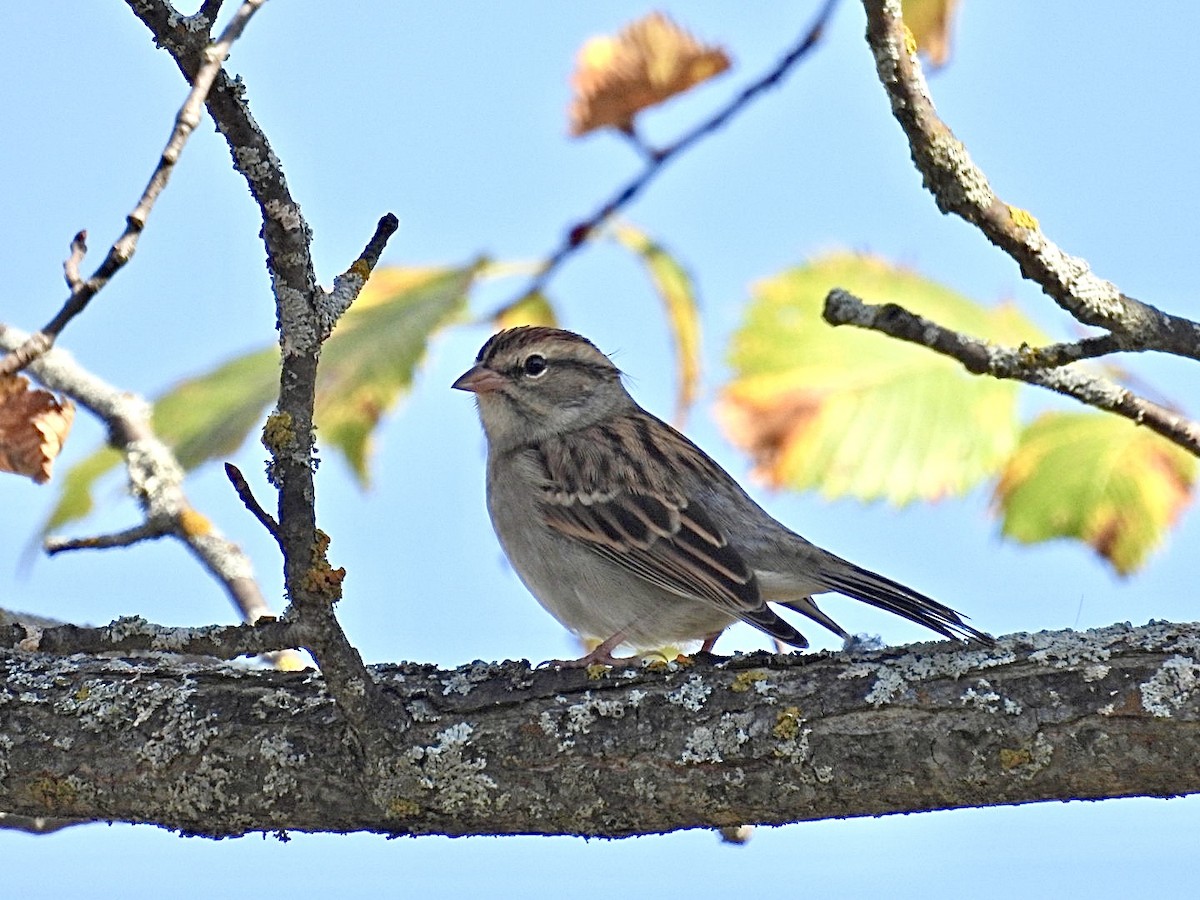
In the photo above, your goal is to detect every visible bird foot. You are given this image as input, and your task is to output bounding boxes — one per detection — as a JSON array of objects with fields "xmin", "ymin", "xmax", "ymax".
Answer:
[{"xmin": 540, "ymin": 632, "xmax": 637, "ymax": 669}]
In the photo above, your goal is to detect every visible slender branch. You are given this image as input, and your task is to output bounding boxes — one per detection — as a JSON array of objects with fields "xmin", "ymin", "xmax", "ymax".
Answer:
[
  {"xmin": 824, "ymin": 289, "xmax": 1200, "ymax": 456},
  {"xmin": 225, "ymin": 462, "xmax": 282, "ymax": 548},
  {"xmin": 1010, "ymin": 333, "xmax": 1126, "ymax": 368},
  {"xmin": 0, "ymin": 325, "xmax": 276, "ymax": 625},
  {"xmin": 861, "ymin": 0, "xmax": 1200, "ymax": 362},
  {"xmin": 319, "ymin": 213, "xmax": 401, "ymax": 338},
  {"xmin": 62, "ymin": 230, "xmax": 87, "ymax": 292},
  {"xmin": 1, "ymin": 614, "xmax": 304, "ymax": 661},
  {"xmin": 44, "ymin": 521, "xmax": 168, "ymax": 555},
  {"xmin": 492, "ymin": 0, "xmax": 840, "ymax": 317},
  {"xmin": 0, "ymin": 0, "xmax": 270, "ymax": 379}
]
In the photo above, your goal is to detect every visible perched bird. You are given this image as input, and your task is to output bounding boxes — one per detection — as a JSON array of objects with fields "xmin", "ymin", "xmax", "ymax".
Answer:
[{"xmin": 453, "ymin": 326, "xmax": 991, "ymax": 667}]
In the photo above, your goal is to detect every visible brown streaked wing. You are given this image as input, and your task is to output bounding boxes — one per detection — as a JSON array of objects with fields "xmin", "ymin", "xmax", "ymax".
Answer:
[{"xmin": 540, "ymin": 476, "xmax": 761, "ymax": 615}]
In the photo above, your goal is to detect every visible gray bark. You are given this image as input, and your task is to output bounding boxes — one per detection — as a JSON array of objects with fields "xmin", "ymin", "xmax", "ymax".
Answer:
[{"xmin": 1, "ymin": 620, "xmax": 1198, "ymax": 838}]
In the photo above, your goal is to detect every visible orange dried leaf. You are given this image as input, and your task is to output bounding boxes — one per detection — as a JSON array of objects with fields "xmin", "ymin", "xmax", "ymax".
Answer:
[
  {"xmin": 715, "ymin": 387, "xmax": 823, "ymax": 490},
  {"xmin": 568, "ymin": 12, "xmax": 731, "ymax": 137},
  {"xmin": 0, "ymin": 374, "xmax": 75, "ymax": 484}
]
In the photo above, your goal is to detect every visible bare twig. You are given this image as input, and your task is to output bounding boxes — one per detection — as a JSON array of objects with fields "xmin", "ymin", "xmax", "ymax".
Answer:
[
  {"xmin": 319, "ymin": 213, "xmax": 401, "ymax": 338},
  {"xmin": 225, "ymin": 462, "xmax": 282, "ymax": 548},
  {"xmin": 45, "ymin": 521, "xmax": 168, "ymax": 555},
  {"xmin": 861, "ymin": 0, "xmax": 1200, "ymax": 362},
  {"xmin": 1006, "ymin": 334, "xmax": 1126, "ymax": 369},
  {"xmin": 492, "ymin": 0, "xmax": 841, "ymax": 318},
  {"xmin": 0, "ymin": 0, "xmax": 269, "ymax": 380},
  {"xmin": 824, "ymin": 289, "xmax": 1200, "ymax": 456},
  {"xmin": 62, "ymin": 230, "xmax": 87, "ymax": 291}
]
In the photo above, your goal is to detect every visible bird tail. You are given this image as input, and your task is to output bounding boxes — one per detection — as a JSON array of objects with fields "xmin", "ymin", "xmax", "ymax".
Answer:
[
  {"xmin": 780, "ymin": 596, "xmax": 850, "ymax": 641},
  {"xmin": 738, "ymin": 605, "xmax": 811, "ymax": 651},
  {"xmin": 819, "ymin": 559, "xmax": 993, "ymax": 645}
]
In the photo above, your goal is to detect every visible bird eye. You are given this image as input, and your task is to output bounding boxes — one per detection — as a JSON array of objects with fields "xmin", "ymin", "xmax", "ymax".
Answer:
[{"xmin": 522, "ymin": 354, "xmax": 548, "ymax": 378}]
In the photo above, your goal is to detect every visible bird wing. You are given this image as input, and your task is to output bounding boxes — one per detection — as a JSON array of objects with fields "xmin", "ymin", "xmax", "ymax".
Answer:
[
  {"xmin": 523, "ymin": 420, "xmax": 809, "ymax": 648},
  {"xmin": 543, "ymin": 484, "xmax": 757, "ymax": 612}
]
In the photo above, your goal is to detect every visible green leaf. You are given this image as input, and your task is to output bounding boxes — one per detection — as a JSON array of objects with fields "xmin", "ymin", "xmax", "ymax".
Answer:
[
  {"xmin": 152, "ymin": 348, "xmax": 281, "ymax": 470},
  {"xmin": 40, "ymin": 349, "xmax": 279, "ymax": 535},
  {"xmin": 996, "ymin": 412, "xmax": 1196, "ymax": 574},
  {"xmin": 612, "ymin": 222, "xmax": 702, "ymax": 424},
  {"xmin": 43, "ymin": 446, "xmax": 123, "ymax": 532},
  {"xmin": 315, "ymin": 263, "xmax": 477, "ymax": 484},
  {"xmin": 46, "ymin": 263, "xmax": 478, "ymax": 530},
  {"xmin": 720, "ymin": 252, "xmax": 1047, "ymax": 505}
]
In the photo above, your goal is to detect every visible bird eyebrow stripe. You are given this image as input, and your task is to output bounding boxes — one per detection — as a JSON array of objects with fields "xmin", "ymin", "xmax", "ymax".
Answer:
[{"xmin": 497, "ymin": 356, "xmax": 616, "ymax": 380}]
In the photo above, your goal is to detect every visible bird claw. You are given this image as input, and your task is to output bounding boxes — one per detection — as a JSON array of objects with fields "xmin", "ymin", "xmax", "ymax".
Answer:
[
  {"xmin": 540, "ymin": 633, "xmax": 637, "ymax": 669},
  {"xmin": 540, "ymin": 650, "xmax": 630, "ymax": 669}
]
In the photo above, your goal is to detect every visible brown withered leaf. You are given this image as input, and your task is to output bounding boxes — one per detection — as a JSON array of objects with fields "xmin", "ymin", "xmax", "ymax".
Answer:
[
  {"xmin": 568, "ymin": 12, "xmax": 731, "ymax": 137},
  {"xmin": 0, "ymin": 374, "xmax": 75, "ymax": 484}
]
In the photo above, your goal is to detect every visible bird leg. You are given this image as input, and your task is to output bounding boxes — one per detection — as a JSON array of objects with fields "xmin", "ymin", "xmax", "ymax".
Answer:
[{"xmin": 699, "ymin": 630, "xmax": 723, "ymax": 654}]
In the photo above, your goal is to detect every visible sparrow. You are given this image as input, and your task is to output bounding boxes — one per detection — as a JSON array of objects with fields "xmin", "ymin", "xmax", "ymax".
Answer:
[{"xmin": 453, "ymin": 325, "xmax": 990, "ymax": 666}]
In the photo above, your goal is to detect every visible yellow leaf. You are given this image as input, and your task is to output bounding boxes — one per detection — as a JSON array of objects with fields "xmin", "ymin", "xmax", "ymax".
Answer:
[
  {"xmin": 995, "ymin": 412, "xmax": 1196, "ymax": 574},
  {"xmin": 494, "ymin": 292, "xmax": 559, "ymax": 330},
  {"xmin": 720, "ymin": 253, "xmax": 1047, "ymax": 505},
  {"xmin": 611, "ymin": 223, "xmax": 702, "ymax": 424},
  {"xmin": 901, "ymin": 0, "xmax": 961, "ymax": 69},
  {"xmin": 315, "ymin": 262, "xmax": 480, "ymax": 485},
  {"xmin": 568, "ymin": 12, "xmax": 731, "ymax": 137}
]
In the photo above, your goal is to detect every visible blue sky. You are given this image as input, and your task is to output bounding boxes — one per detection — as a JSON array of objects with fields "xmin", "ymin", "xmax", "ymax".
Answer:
[{"xmin": 2, "ymin": 2, "xmax": 1198, "ymax": 896}]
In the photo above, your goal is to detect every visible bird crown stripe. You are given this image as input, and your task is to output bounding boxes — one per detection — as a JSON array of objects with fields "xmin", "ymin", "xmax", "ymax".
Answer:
[{"xmin": 481, "ymin": 326, "xmax": 604, "ymax": 365}]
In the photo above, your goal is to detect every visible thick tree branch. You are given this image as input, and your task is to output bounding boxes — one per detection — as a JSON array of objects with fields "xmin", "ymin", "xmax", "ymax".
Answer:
[
  {"xmin": 823, "ymin": 289, "xmax": 1200, "ymax": 456},
  {"xmin": 1, "ymin": 621, "xmax": 1197, "ymax": 837},
  {"xmin": 861, "ymin": 0, "xmax": 1200, "ymax": 362}
]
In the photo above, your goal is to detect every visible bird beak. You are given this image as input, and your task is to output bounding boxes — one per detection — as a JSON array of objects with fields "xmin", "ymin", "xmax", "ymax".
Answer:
[{"xmin": 452, "ymin": 365, "xmax": 507, "ymax": 394}]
